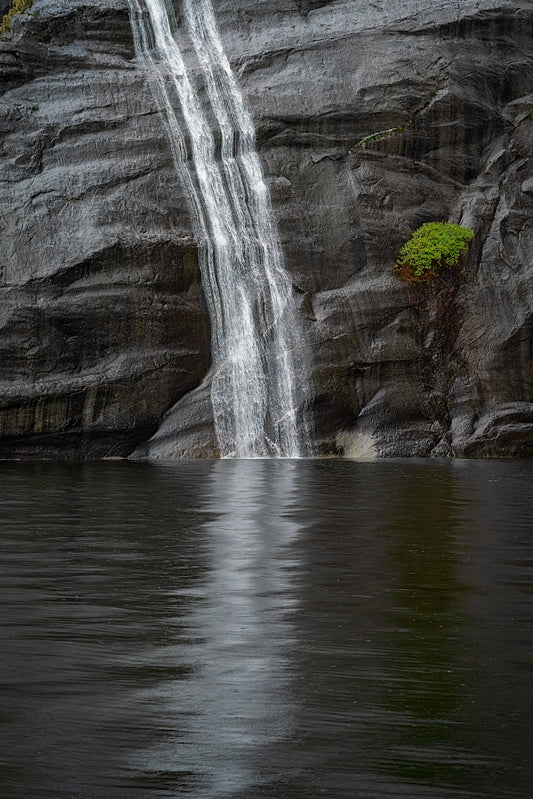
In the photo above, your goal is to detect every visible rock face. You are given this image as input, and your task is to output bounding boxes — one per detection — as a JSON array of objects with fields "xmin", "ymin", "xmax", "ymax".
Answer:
[
  {"xmin": 0, "ymin": 0, "xmax": 532, "ymax": 458},
  {"xmin": 0, "ymin": 0, "xmax": 211, "ymax": 457}
]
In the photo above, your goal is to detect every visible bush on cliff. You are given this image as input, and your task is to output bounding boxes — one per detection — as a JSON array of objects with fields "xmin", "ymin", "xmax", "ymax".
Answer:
[
  {"xmin": 1, "ymin": 0, "xmax": 33, "ymax": 35},
  {"xmin": 394, "ymin": 222, "xmax": 474, "ymax": 284}
]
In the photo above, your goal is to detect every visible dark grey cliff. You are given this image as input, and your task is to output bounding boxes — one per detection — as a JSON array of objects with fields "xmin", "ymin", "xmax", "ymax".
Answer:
[
  {"xmin": 0, "ymin": 0, "xmax": 532, "ymax": 458},
  {"xmin": 0, "ymin": 0, "xmax": 211, "ymax": 458}
]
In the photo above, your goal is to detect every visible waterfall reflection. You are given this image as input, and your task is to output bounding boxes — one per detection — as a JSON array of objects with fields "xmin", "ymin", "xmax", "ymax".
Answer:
[
  {"xmin": 138, "ymin": 460, "xmax": 302, "ymax": 796},
  {"xmin": 2, "ymin": 462, "xmax": 532, "ymax": 799}
]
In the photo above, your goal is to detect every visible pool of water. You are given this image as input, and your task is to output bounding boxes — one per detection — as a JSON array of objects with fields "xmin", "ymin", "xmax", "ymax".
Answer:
[{"xmin": 1, "ymin": 459, "xmax": 532, "ymax": 798}]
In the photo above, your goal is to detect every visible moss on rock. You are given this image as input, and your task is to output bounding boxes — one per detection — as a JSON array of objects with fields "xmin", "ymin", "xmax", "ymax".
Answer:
[
  {"xmin": 1, "ymin": 0, "xmax": 33, "ymax": 35},
  {"xmin": 394, "ymin": 222, "xmax": 474, "ymax": 284}
]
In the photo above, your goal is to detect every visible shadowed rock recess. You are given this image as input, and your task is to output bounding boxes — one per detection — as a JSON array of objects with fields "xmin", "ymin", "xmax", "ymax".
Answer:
[{"xmin": 0, "ymin": 0, "xmax": 532, "ymax": 458}]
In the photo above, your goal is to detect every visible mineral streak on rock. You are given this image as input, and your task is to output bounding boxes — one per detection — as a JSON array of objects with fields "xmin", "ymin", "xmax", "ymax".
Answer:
[{"xmin": 0, "ymin": 0, "xmax": 532, "ymax": 458}]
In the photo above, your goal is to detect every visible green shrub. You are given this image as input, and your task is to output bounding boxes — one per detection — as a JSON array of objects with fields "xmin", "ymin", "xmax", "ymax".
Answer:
[
  {"xmin": 1, "ymin": 0, "xmax": 33, "ymax": 35},
  {"xmin": 394, "ymin": 222, "xmax": 474, "ymax": 284}
]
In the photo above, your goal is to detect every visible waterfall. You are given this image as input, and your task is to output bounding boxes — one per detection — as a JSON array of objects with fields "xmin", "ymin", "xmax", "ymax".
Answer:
[{"xmin": 127, "ymin": 0, "xmax": 312, "ymax": 458}]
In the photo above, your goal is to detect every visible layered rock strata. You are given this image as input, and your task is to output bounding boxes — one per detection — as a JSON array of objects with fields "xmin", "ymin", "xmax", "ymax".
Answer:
[
  {"xmin": 0, "ymin": 0, "xmax": 210, "ymax": 457},
  {"xmin": 0, "ymin": 0, "xmax": 532, "ymax": 458}
]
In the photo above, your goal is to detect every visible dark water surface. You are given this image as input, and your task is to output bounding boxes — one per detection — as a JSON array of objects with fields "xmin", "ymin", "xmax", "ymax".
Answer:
[{"xmin": 1, "ymin": 459, "xmax": 532, "ymax": 799}]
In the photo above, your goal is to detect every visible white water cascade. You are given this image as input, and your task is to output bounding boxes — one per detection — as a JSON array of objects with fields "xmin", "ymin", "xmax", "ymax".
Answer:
[{"xmin": 127, "ymin": 0, "xmax": 312, "ymax": 458}]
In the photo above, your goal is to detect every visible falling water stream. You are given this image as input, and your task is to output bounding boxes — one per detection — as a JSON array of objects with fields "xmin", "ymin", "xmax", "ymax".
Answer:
[{"xmin": 127, "ymin": 0, "xmax": 311, "ymax": 458}]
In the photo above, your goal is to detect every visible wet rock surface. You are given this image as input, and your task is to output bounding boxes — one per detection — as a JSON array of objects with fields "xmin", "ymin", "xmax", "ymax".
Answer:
[
  {"xmin": 1, "ymin": 0, "xmax": 532, "ymax": 458},
  {"xmin": 0, "ymin": 0, "xmax": 210, "ymax": 457}
]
